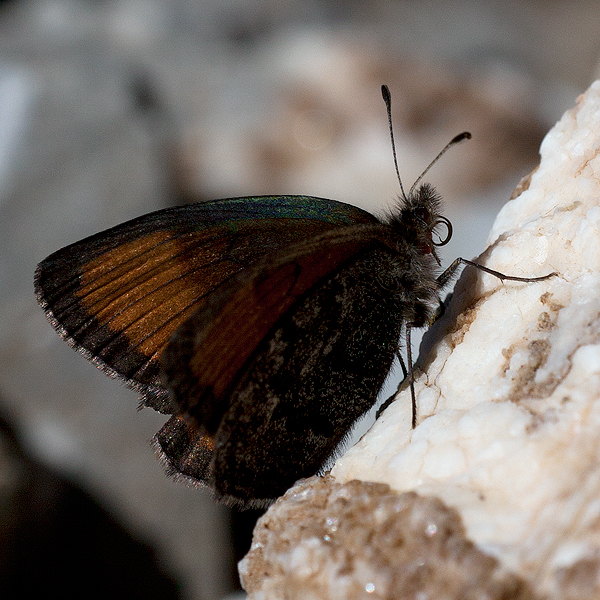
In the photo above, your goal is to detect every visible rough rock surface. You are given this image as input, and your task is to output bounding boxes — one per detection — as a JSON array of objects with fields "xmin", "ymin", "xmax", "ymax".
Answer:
[
  {"xmin": 240, "ymin": 477, "xmax": 538, "ymax": 600},
  {"xmin": 241, "ymin": 81, "xmax": 600, "ymax": 599}
]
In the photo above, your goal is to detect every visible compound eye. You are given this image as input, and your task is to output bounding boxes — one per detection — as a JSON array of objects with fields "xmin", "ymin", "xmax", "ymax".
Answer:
[
  {"xmin": 432, "ymin": 216, "xmax": 452, "ymax": 246},
  {"xmin": 414, "ymin": 206, "xmax": 429, "ymax": 223}
]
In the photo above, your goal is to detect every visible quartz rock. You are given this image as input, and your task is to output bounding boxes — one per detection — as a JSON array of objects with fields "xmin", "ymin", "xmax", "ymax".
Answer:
[{"xmin": 240, "ymin": 477, "xmax": 537, "ymax": 600}]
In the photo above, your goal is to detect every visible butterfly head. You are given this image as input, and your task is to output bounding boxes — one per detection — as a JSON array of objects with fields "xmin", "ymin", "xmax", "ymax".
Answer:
[
  {"xmin": 380, "ymin": 85, "xmax": 464, "ymax": 265},
  {"xmin": 388, "ymin": 182, "xmax": 453, "ymax": 264}
]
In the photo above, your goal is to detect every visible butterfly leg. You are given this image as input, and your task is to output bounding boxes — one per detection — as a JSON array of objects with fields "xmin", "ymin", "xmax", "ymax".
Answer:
[
  {"xmin": 377, "ymin": 262, "xmax": 555, "ymax": 426},
  {"xmin": 405, "ymin": 325, "xmax": 418, "ymax": 428},
  {"xmin": 376, "ymin": 351, "xmax": 404, "ymax": 419},
  {"xmin": 437, "ymin": 257, "xmax": 556, "ymax": 289},
  {"xmin": 376, "ymin": 325, "xmax": 418, "ymax": 428}
]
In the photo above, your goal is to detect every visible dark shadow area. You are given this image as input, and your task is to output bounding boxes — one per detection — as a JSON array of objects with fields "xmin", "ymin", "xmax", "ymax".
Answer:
[
  {"xmin": 0, "ymin": 405, "xmax": 182, "ymax": 599},
  {"xmin": 228, "ymin": 506, "xmax": 265, "ymax": 585}
]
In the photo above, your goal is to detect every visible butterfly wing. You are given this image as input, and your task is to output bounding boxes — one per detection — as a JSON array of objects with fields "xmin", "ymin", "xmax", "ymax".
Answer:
[
  {"xmin": 35, "ymin": 196, "xmax": 378, "ymax": 412},
  {"xmin": 157, "ymin": 223, "xmax": 408, "ymax": 505}
]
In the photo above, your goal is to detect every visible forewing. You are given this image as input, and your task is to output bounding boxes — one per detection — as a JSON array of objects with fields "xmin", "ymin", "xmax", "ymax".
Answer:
[{"xmin": 35, "ymin": 196, "xmax": 378, "ymax": 412}]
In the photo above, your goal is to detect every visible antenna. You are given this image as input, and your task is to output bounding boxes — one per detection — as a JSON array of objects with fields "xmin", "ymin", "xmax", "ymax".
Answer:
[
  {"xmin": 381, "ymin": 84, "xmax": 406, "ymax": 200},
  {"xmin": 408, "ymin": 131, "xmax": 471, "ymax": 197},
  {"xmin": 381, "ymin": 85, "xmax": 472, "ymax": 199}
]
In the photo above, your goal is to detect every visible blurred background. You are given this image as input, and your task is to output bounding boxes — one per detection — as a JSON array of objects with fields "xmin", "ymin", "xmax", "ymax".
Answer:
[{"xmin": 0, "ymin": 0, "xmax": 599, "ymax": 598}]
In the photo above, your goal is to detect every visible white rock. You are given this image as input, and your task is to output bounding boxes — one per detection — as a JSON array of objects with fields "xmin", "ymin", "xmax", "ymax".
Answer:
[{"xmin": 332, "ymin": 81, "xmax": 600, "ymax": 596}]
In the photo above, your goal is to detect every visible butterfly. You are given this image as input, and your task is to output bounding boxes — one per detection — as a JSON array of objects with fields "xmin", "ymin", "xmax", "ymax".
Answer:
[{"xmin": 34, "ymin": 85, "xmax": 555, "ymax": 507}]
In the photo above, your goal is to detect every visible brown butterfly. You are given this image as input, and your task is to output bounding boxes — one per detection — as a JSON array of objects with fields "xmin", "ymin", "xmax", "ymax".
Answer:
[{"xmin": 35, "ymin": 86, "xmax": 555, "ymax": 506}]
